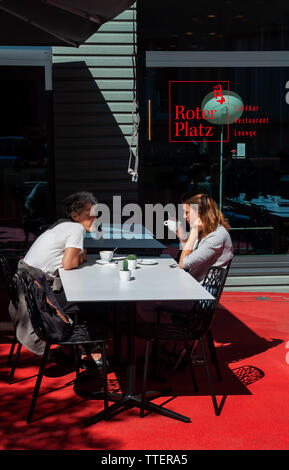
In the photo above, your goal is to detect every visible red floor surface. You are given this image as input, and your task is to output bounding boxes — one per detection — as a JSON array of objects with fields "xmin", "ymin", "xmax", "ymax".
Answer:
[{"xmin": 1, "ymin": 292, "xmax": 289, "ymax": 451}]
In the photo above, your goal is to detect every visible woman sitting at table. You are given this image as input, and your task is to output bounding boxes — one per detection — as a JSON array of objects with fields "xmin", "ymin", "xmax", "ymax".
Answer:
[
  {"xmin": 177, "ymin": 192, "xmax": 233, "ymax": 281},
  {"xmin": 137, "ymin": 192, "xmax": 233, "ymax": 368}
]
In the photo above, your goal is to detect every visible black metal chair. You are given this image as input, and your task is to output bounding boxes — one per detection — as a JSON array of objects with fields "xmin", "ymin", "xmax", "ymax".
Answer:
[
  {"xmin": 136, "ymin": 265, "xmax": 229, "ymax": 417},
  {"xmin": 148, "ymin": 259, "xmax": 232, "ymax": 382},
  {"xmin": 17, "ymin": 270, "xmax": 112, "ymax": 423},
  {"xmin": 205, "ymin": 258, "xmax": 232, "ymax": 380},
  {"xmin": 0, "ymin": 255, "xmax": 22, "ymax": 384}
]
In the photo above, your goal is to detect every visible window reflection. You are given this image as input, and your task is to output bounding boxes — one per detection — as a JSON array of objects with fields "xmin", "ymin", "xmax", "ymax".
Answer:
[
  {"xmin": 0, "ymin": 66, "xmax": 50, "ymax": 268},
  {"xmin": 140, "ymin": 66, "xmax": 289, "ymax": 255},
  {"xmin": 139, "ymin": 0, "xmax": 289, "ymax": 52}
]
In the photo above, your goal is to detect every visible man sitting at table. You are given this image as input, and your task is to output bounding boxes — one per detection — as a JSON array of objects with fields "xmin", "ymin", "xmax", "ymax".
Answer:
[{"xmin": 10, "ymin": 191, "xmax": 106, "ymax": 368}]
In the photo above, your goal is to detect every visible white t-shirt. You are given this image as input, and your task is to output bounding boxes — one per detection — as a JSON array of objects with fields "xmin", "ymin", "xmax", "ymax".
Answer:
[{"xmin": 24, "ymin": 221, "xmax": 86, "ymax": 276}]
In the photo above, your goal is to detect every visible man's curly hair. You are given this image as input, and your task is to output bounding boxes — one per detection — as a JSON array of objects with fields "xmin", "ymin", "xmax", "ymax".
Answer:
[{"xmin": 62, "ymin": 192, "xmax": 97, "ymax": 220}]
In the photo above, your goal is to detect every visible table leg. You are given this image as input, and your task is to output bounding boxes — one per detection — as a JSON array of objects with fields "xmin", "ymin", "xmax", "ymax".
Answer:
[
  {"xmin": 127, "ymin": 303, "xmax": 136, "ymax": 395},
  {"xmin": 84, "ymin": 303, "xmax": 191, "ymax": 425},
  {"xmin": 84, "ymin": 392, "xmax": 191, "ymax": 425},
  {"xmin": 112, "ymin": 303, "xmax": 122, "ymax": 365}
]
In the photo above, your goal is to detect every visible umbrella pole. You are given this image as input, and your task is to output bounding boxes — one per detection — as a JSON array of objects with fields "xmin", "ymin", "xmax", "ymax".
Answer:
[{"xmin": 219, "ymin": 124, "xmax": 223, "ymax": 211}]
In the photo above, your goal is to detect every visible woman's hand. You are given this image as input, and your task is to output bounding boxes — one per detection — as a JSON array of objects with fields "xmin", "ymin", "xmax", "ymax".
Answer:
[
  {"xmin": 176, "ymin": 223, "xmax": 188, "ymax": 243},
  {"xmin": 191, "ymin": 215, "xmax": 202, "ymax": 229},
  {"xmin": 178, "ymin": 225, "xmax": 199, "ymax": 269}
]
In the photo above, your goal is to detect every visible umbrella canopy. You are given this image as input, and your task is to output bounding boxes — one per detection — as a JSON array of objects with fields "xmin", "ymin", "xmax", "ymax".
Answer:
[
  {"xmin": 201, "ymin": 90, "xmax": 244, "ymax": 125},
  {"xmin": 0, "ymin": 0, "xmax": 136, "ymax": 46}
]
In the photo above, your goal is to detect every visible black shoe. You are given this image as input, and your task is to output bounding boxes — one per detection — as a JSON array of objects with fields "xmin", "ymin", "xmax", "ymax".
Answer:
[
  {"xmin": 190, "ymin": 353, "xmax": 204, "ymax": 366},
  {"xmin": 166, "ymin": 343, "xmax": 188, "ymax": 372},
  {"xmin": 80, "ymin": 356, "xmax": 109, "ymax": 370}
]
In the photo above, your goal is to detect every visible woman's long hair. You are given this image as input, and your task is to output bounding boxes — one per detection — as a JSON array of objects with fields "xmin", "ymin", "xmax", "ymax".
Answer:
[{"xmin": 181, "ymin": 192, "xmax": 230, "ymax": 240}]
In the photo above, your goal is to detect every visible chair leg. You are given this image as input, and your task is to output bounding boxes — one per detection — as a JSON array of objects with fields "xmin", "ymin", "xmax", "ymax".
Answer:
[
  {"xmin": 186, "ymin": 347, "xmax": 198, "ymax": 392},
  {"xmin": 140, "ymin": 340, "xmax": 151, "ymax": 418},
  {"xmin": 7, "ymin": 333, "xmax": 18, "ymax": 365},
  {"xmin": 199, "ymin": 338, "xmax": 219, "ymax": 416},
  {"xmin": 8, "ymin": 342, "xmax": 22, "ymax": 384},
  {"xmin": 151, "ymin": 339, "xmax": 159, "ymax": 377},
  {"xmin": 206, "ymin": 330, "xmax": 222, "ymax": 381},
  {"xmin": 73, "ymin": 345, "xmax": 80, "ymax": 379},
  {"xmin": 27, "ymin": 343, "xmax": 50, "ymax": 424},
  {"xmin": 113, "ymin": 305, "xmax": 122, "ymax": 366},
  {"xmin": 101, "ymin": 342, "xmax": 109, "ymax": 416}
]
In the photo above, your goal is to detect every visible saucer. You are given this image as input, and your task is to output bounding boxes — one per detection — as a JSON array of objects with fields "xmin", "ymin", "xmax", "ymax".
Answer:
[
  {"xmin": 96, "ymin": 260, "xmax": 117, "ymax": 265},
  {"xmin": 138, "ymin": 259, "xmax": 158, "ymax": 265}
]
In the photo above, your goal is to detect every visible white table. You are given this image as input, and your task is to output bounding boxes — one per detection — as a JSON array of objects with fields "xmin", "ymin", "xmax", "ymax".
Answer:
[
  {"xmin": 59, "ymin": 254, "xmax": 214, "ymax": 424},
  {"xmin": 60, "ymin": 255, "xmax": 213, "ymax": 303}
]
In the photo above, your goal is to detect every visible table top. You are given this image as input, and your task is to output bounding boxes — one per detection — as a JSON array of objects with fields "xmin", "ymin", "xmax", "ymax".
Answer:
[
  {"xmin": 229, "ymin": 197, "xmax": 289, "ymax": 218},
  {"xmin": 85, "ymin": 224, "xmax": 166, "ymax": 250},
  {"xmin": 59, "ymin": 255, "xmax": 214, "ymax": 303}
]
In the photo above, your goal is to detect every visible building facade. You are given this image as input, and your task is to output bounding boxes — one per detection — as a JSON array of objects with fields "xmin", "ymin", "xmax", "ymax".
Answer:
[{"xmin": 0, "ymin": 1, "xmax": 288, "ymax": 290}]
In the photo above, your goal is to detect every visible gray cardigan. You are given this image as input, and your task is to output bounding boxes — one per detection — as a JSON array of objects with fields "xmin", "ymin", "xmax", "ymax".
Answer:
[
  {"xmin": 8, "ymin": 259, "xmax": 62, "ymax": 355},
  {"xmin": 182, "ymin": 225, "xmax": 234, "ymax": 282}
]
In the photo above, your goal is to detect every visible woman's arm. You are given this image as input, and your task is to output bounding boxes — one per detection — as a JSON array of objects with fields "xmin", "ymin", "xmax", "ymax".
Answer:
[
  {"xmin": 176, "ymin": 224, "xmax": 189, "ymax": 246},
  {"xmin": 179, "ymin": 231, "xmax": 225, "ymax": 274},
  {"xmin": 179, "ymin": 226, "xmax": 198, "ymax": 269}
]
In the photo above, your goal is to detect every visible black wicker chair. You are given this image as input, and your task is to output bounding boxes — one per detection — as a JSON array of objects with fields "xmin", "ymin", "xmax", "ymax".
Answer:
[
  {"xmin": 17, "ymin": 270, "xmax": 112, "ymax": 423},
  {"xmin": 0, "ymin": 255, "xmax": 22, "ymax": 384},
  {"xmin": 136, "ymin": 265, "xmax": 229, "ymax": 417},
  {"xmin": 147, "ymin": 259, "xmax": 232, "ymax": 382},
  {"xmin": 205, "ymin": 258, "xmax": 232, "ymax": 379}
]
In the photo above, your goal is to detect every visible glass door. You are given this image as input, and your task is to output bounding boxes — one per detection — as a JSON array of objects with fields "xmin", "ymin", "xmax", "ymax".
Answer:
[
  {"xmin": 0, "ymin": 49, "xmax": 53, "ymax": 269},
  {"xmin": 140, "ymin": 52, "xmax": 289, "ymax": 255}
]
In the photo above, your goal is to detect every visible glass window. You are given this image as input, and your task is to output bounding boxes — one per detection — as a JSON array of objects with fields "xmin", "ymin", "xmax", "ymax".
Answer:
[
  {"xmin": 140, "ymin": 65, "xmax": 289, "ymax": 255},
  {"xmin": 0, "ymin": 66, "xmax": 51, "ymax": 270},
  {"xmin": 138, "ymin": 0, "xmax": 289, "ymax": 51}
]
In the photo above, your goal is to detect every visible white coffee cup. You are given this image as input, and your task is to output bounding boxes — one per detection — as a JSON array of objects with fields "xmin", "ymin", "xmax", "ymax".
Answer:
[
  {"xmin": 164, "ymin": 219, "xmax": 180, "ymax": 232},
  {"xmin": 99, "ymin": 250, "xmax": 113, "ymax": 262}
]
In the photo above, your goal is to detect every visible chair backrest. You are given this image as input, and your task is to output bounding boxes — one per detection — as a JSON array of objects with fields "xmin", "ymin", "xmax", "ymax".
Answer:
[
  {"xmin": 16, "ymin": 270, "xmax": 46, "ymax": 341},
  {"xmin": 213, "ymin": 258, "xmax": 232, "ymax": 305},
  {"xmin": 0, "ymin": 254, "xmax": 19, "ymax": 308},
  {"xmin": 17, "ymin": 269, "xmax": 74, "ymax": 343},
  {"xmin": 187, "ymin": 265, "xmax": 229, "ymax": 339}
]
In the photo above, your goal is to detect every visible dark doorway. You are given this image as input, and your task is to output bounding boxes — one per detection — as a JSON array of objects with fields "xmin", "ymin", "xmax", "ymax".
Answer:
[{"xmin": 0, "ymin": 65, "xmax": 51, "ymax": 269}]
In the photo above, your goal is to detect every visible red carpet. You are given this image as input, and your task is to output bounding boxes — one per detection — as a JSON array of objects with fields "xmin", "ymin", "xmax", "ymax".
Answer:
[{"xmin": 0, "ymin": 292, "xmax": 289, "ymax": 450}]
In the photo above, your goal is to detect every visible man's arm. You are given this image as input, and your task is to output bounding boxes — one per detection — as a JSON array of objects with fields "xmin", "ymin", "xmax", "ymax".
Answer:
[{"xmin": 62, "ymin": 247, "xmax": 86, "ymax": 270}]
